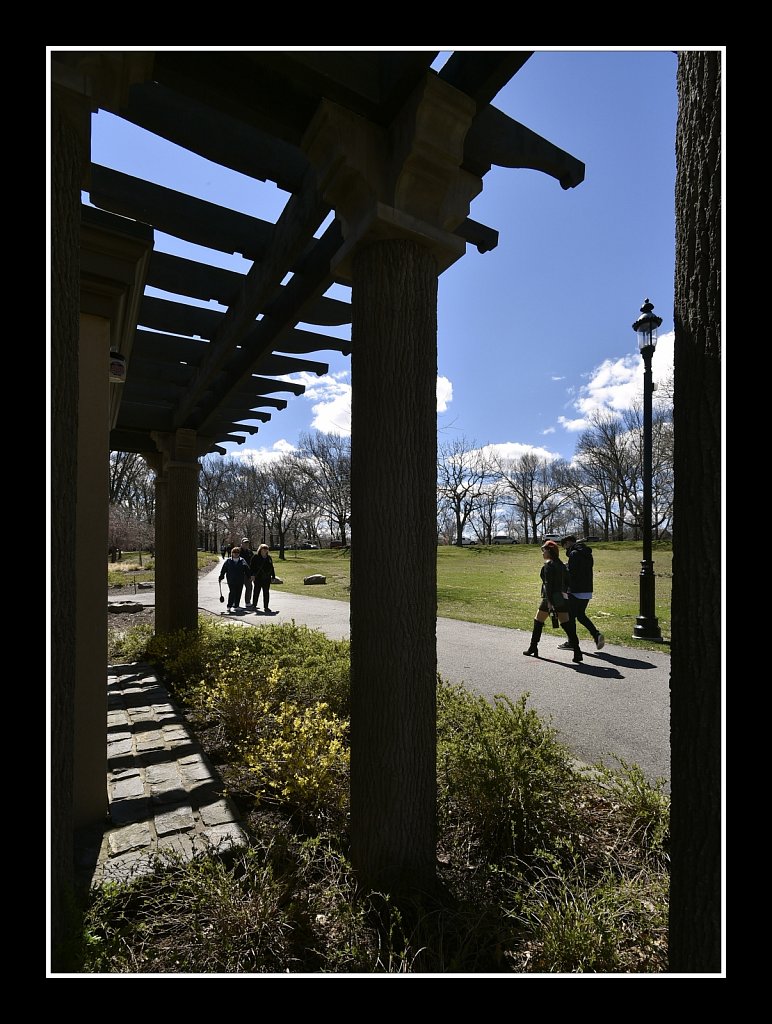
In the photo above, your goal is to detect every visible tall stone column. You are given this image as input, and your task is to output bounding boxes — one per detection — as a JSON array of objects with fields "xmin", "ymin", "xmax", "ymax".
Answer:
[
  {"xmin": 151, "ymin": 466, "xmax": 171, "ymax": 635},
  {"xmin": 74, "ymin": 314, "xmax": 110, "ymax": 829},
  {"xmin": 50, "ymin": 66, "xmax": 92, "ymax": 967},
  {"xmin": 349, "ymin": 238, "xmax": 440, "ymax": 893},
  {"xmin": 304, "ymin": 75, "xmax": 481, "ymax": 897},
  {"xmin": 151, "ymin": 430, "xmax": 201, "ymax": 635}
]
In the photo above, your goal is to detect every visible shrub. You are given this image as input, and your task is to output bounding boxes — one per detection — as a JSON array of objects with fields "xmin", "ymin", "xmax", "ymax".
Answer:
[
  {"xmin": 240, "ymin": 700, "xmax": 350, "ymax": 825},
  {"xmin": 107, "ymin": 623, "xmax": 155, "ymax": 663},
  {"xmin": 146, "ymin": 619, "xmax": 351, "ymax": 719},
  {"xmin": 81, "ymin": 847, "xmax": 297, "ymax": 973},
  {"xmin": 437, "ymin": 680, "xmax": 583, "ymax": 863},
  {"xmin": 591, "ymin": 758, "xmax": 670, "ymax": 862},
  {"xmin": 506, "ymin": 864, "xmax": 669, "ymax": 973}
]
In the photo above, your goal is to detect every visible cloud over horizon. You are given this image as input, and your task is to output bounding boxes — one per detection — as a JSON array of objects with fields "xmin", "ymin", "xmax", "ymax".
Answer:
[{"xmin": 559, "ymin": 330, "xmax": 674, "ymax": 433}]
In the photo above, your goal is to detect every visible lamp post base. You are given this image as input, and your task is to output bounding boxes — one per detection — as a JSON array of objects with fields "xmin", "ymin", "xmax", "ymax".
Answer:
[
  {"xmin": 632, "ymin": 616, "xmax": 665, "ymax": 642},
  {"xmin": 633, "ymin": 559, "xmax": 664, "ymax": 642}
]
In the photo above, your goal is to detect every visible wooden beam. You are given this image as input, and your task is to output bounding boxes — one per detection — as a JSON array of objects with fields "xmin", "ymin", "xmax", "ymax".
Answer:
[
  {"xmin": 174, "ymin": 169, "xmax": 334, "ymax": 429},
  {"xmin": 90, "ymin": 164, "xmax": 275, "ymax": 259}
]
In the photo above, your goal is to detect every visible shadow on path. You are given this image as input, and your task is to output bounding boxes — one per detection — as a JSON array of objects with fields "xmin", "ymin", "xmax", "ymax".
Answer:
[{"xmin": 533, "ymin": 656, "xmax": 624, "ymax": 679}]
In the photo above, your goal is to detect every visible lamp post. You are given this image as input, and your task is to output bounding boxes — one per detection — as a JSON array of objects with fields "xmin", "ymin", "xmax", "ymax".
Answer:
[
  {"xmin": 262, "ymin": 499, "xmax": 269, "ymax": 546},
  {"xmin": 632, "ymin": 298, "xmax": 664, "ymax": 642}
]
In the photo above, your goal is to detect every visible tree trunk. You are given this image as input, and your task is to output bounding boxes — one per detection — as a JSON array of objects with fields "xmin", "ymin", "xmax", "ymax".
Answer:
[
  {"xmin": 349, "ymin": 238, "xmax": 438, "ymax": 899},
  {"xmin": 669, "ymin": 50, "xmax": 722, "ymax": 974}
]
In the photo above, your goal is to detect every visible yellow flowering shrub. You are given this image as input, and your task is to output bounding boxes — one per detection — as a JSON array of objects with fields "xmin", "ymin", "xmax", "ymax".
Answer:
[{"xmin": 241, "ymin": 701, "xmax": 350, "ymax": 818}]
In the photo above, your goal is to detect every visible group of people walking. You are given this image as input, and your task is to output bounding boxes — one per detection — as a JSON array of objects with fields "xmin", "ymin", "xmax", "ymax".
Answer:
[
  {"xmin": 218, "ymin": 537, "xmax": 278, "ymax": 614},
  {"xmin": 218, "ymin": 531, "xmax": 604, "ymax": 660},
  {"xmin": 522, "ymin": 535, "xmax": 605, "ymax": 664}
]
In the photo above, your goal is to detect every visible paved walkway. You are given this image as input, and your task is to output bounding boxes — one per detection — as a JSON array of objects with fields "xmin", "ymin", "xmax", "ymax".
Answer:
[
  {"xmin": 89, "ymin": 561, "xmax": 671, "ymax": 891},
  {"xmin": 75, "ymin": 662, "xmax": 248, "ymax": 892}
]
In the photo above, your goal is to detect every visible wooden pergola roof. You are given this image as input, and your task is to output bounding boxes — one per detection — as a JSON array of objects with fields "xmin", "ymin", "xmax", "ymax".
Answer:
[{"xmin": 56, "ymin": 50, "xmax": 584, "ymax": 456}]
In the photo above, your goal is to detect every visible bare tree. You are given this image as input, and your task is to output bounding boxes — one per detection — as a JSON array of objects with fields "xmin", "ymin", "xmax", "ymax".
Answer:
[
  {"xmin": 265, "ymin": 454, "xmax": 316, "ymax": 559},
  {"xmin": 437, "ymin": 437, "xmax": 488, "ymax": 545},
  {"xmin": 109, "ymin": 451, "xmax": 146, "ymax": 505},
  {"xmin": 574, "ymin": 411, "xmax": 640, "ymax": 539},
  {"xmin": 108, "ymin": 504, "xmax": 154, "ymax": 556},
  {"xmin": 297, "ymin": 431, "xmax": 352, "ymax": 545},
  {"xmin": 109, "ymin": 452, "xmax": 156, "ymax": 558},
  {"xmin": 493, "ymin": 451, "xmax": 569, "ymax": 543},
  {"xmin": 198, "ymin": 454, "xmax": 233, "ymax": 552},
  {"xmin": 620, "ymin": 403, "xmax": 675, "ymax": 540},
  {"xmin": 552, "ymin": 460, "xmax": 601, "ymax": 539},
  {"xmin": 474, "ymin": 475, "xmax": 509, "ymax": 544},
  {"xmin": 232, "ymin": 460, "xmax": 264, "ymax": 545},
  {"xmin": 211, "ymin": 457, "xmax": 251, "ymax": 546}
]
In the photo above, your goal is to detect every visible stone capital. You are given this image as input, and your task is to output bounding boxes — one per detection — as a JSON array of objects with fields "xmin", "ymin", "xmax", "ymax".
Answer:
[
  {"xmin": 303, "ymin": 73, "xmax": 481, "ymax": 278},
  {"xmin": 150, "ymin": 428, "xmax": 208, "ymax": 471}
]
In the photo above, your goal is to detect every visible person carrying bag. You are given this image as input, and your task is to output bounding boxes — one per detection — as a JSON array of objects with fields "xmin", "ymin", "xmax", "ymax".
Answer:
[{"xmin": 249, "ymin": 543, "xmax": 279, "ymax": 614}]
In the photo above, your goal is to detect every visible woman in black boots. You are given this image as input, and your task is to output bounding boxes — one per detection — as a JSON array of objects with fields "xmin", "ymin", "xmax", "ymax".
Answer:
[{"xmin": 522, "ymin": 540, "xmax": 583, "ymax": 663}]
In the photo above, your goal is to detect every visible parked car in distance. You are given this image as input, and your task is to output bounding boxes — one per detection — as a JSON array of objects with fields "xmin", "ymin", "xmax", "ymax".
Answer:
[
  {"xmin": 299, "ymin": 542, "xmax": 319, "ymax": 549},
  {"xmin": 585, "ymin": 536, "xmax": 600, "ymax": 542},
  {"xmin": 329, "ymin": 540, "xmax": 345, "ymax": 549},
  {"xmin": 541, "ymin": 534, "xmax": 561, "ymax": 543},
  {"xmin": 492, "ymin": 536, "xmax": 518, "ymax": 544}
]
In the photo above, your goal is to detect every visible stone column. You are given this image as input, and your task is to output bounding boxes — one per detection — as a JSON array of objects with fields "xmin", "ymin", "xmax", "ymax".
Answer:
[
  {"xmin": 151, "ymin": 430, "xmax": 201, "ymax": 635},
  {"xmin": 73, "ymin": 314, "xmax": 110, "ymax": 828},
  {"xmin": 303, "ymin": 75, "xmax": 481, "ymax": 897},
  {"xmin": 151, "ymin": 465, "xmax": 171, "ymax": 635},
  {"xmin": 50, "ymin": 64, "xmax": 92, "ymax": 966}
]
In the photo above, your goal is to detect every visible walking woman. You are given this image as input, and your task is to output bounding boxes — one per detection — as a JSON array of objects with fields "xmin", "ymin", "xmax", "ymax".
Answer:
[
  {"xmin": 249, "ymin": 543, "xmax": 278, "ymax": 614},
  {"xmin": 218, "ymin": 545, "xmax": 251, "ymax": 612},
  {"xmin": 522, "ymin": 540, "xmax": 583, "ymax": 663}
]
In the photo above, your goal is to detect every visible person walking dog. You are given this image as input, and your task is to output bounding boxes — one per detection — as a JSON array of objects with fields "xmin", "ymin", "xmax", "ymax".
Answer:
[
  {"xmin": 557, "ymin": 535, "xmax": 605, "ymax": 651},
  {"xmin": 522, "ymin": 540, "xmax": 583, "ymax": 663}
]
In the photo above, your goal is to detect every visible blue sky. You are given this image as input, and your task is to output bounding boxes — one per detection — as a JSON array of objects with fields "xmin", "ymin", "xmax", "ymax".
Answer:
[{"xmin": 85, "ymin": 47, "xmax": 688, "ymax": 465}]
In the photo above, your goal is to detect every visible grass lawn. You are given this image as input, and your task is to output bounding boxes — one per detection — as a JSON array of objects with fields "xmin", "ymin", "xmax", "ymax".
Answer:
[{"xmin": 108, "ymin": 550, "xmax": 220, "ymax": 587}]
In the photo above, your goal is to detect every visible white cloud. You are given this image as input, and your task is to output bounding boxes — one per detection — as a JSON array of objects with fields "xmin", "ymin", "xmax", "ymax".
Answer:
[
  {"xmin": 479, "ymin": 441, "xmax": 562, "ymax": 463},
  {"xmin": 311, "ymin": 389, "xmax": 352, "ymax": 435},
  {"xmin": 231, "ymin": 440, "xmax": 296, "ymax": 466},
  {"xmin": 551, "ymin": 375, "xmax": 566, "ymax": 381},
  {"xmin": 272, "ymin": 370, "xmax": 455, "ymax": 438},
  {"xmin": 542, "ymin": 426, "xmax": 556, "ymax": 435},
  {"xmin": 437, "ymin": 375, "xmax": 453, "ymax": 413},
  {"xmin": 561, "ymin": 330, "xmax": 675, "ymax": 432}
]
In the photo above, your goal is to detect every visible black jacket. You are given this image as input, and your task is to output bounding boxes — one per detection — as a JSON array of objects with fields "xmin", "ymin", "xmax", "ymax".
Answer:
[
  {"xmin": 566, "ymin": 542, "xmax": 594, "ymax": 594},
  {"xmin": 219, "ymin": 556, "xmax": 250, "ymax": 587},
  {"xmin": 250, "ymin": 551, "xmax": 275, "ymax": 583},
  {"xmin": 540, "ymin": 558, "xmax": 569, "ymax": 601}
]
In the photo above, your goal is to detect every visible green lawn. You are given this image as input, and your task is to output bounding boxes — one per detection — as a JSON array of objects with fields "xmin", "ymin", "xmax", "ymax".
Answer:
[
  {"xmin": 109, "ymin": 543, "xmax": 671, "ymax": 652},
  {"xmin": 267, "ymin": 541, "xmax": 672, "ymax": 653}
]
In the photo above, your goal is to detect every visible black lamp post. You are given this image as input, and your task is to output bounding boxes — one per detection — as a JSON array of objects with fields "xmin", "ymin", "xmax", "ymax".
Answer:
[
  {"xmin": 632, "ymin": 298, "xmax": 664, "ymax": 642},
  {"xmin": 262, "ymin": 499, "xmax": 269, "ymax": 546}
]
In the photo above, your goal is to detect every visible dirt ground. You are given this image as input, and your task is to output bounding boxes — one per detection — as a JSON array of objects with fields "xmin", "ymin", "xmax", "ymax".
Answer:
[{"xmin": 107, "ymin": 564, "xmax": 220, "ymax": 635}]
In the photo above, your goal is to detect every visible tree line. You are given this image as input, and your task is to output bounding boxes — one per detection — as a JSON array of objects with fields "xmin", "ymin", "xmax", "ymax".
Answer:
[{"xmin": 109, "ymin": 389, "xmax": 673, "ymax": 555}]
